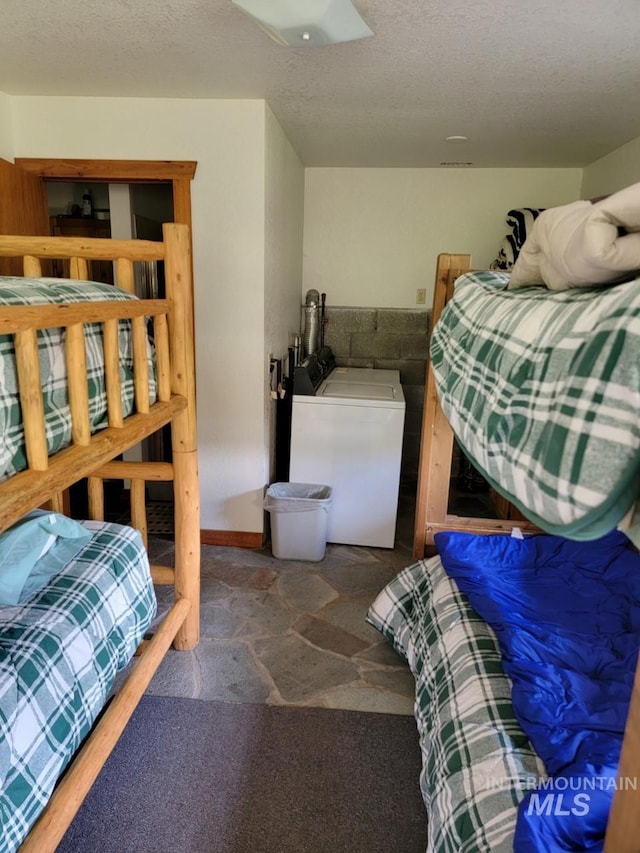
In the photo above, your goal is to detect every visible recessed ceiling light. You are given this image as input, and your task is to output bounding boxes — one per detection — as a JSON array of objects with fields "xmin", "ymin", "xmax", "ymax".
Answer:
[{"xmin": 445, "ymin": 135, "xmax": 469, "ymax": 143}]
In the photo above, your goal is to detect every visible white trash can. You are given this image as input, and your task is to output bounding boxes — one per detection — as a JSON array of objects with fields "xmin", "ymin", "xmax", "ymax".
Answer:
[{"xmin": 264, "ymin": 483, "xmax": 332, "ymax": 561}]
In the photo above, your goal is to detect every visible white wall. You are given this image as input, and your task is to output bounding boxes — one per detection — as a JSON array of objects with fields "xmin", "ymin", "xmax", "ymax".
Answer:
[
  {"xmin": 303, "ymin": 168, "xmax": 582, "ymax": 308},
  {"xmin": 264, "ymin": 106, "xmax": 305, "ymax": 482},
  {"xmin": 0, "ymin": 93, "xmax": 14, "ymax": 161},
  {"xmin": 581, "ymin": 135, "xmax": 640, "ymax": 198},
  {"xmin": 11, "ymin": 95, "xmax": 269, "ymax": 534}
]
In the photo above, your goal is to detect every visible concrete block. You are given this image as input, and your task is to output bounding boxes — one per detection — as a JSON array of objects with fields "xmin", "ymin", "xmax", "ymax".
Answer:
[
  {"xmin": 323, "ymin": 329, "xmax": 351, "ymax": 358},
  {"xmin": 376, "ymin": 309, "xmax": 430, "ymax": 335},
  {"xmin": 351, "ymin": 333, "xmax": 400, "ymax": 359},
  {"xmin": 373, "ymin": 358, "xmax": 404, "ymax": 373},
  {"xmin": 400, "ymin": 334, "xmax": 430, "ymax": 359},
  {"xmin": 325, "ymin": 307, "xmax": 377, "ymax": 336}
]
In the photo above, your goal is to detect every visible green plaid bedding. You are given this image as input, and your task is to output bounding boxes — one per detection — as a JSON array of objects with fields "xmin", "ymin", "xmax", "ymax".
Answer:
[
  {"xmin": 0, "ymin": 276, "xmax": 157, "ymax": 480},
  {"xmin": 0, "ymin": 520, "xmax": 156, "ymax": 853},
  {"xmin": 430, "ymin": 272, "xmax": 640, "ymax": 540},
  {"xmin": 367, "ymin": 556, "xmax": 542, "ymax": 853}
]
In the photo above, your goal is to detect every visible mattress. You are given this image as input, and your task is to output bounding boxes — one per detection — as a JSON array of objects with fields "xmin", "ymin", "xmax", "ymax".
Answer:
[
  {"xmin": 0, "ymin": 276, "xmax": 157, "ymax": 480},
  {"xmin": 430, "ymin": 270, "xmax": 640, "ymax": 541},
  {"xmin": 0, "ymin": 520, "xmax": 156, "ymax": 853},
  {"xmin": 367, "ymin": 555, "xmax": 542, "ymax": 853}
]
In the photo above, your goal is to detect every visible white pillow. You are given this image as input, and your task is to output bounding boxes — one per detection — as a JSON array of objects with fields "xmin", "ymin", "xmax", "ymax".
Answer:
[{"xmin": 508, "ymin": 182, "xmax": 640, "ymax": 290}]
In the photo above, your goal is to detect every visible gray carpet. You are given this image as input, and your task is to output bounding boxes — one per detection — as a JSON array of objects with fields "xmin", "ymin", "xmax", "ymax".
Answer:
[{"xmin": 58, "ymin": 696, "xmax": 428, "ymax": 853}]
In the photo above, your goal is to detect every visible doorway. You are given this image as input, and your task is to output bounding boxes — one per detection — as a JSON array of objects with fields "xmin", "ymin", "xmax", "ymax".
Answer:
[
  {"xmin": 45, "ymin": 180, "xmax": 174, "ymax": 292},
  {"xmin": 46, "ymin": 179, "xmax": 177, "ymax": 520}
]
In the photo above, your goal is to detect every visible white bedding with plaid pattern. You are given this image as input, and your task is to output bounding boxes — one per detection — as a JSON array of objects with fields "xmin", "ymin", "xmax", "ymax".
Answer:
[
  {"xmin": 0, "ymin": 521, "xmax": 156, "ymax": 853},
  {"xmin": 0, "ymin": 276, "xmax": 156, "ymax": 480},
  {"xmin": 430, "ymin": 271, "xmax": 640, "ymax": 541},
  {"xmin": 367, "ymin": 556, "xmax": 543, "ymax": 853}
]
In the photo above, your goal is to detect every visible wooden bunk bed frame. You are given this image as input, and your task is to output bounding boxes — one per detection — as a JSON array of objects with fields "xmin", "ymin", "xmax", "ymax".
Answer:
[
  {"xmin": 0, "ymin": 223, "xmax": 199, "ymax": 852},
  {"xmin": 413, "ymin": 253, "xmax": 539, "ymax": 560},
  {"xmin": 412, "ymin": 251, "xmax": 640, "ymax": 852}
]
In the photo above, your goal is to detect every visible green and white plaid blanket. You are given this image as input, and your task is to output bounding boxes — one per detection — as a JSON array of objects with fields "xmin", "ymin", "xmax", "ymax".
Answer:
[
  {"xmin": 431, "ymin": 272, "xmax": 640, "ymax": 540},
  {"xmin": 0, "ymin": 521, "xmax": 156, "ymax": 853},
  {"xmin": 367, "ymin": 556, "xmax": 542, "ymax": 853},
  {"xmin": 0, "ymin": 276, "xmax": 157, "ymax": 480}
]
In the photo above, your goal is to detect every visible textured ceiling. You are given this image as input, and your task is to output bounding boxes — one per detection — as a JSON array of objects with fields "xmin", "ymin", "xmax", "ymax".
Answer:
[{"xmin": 2, "ymin": 0, "xmax": 640, "ymax": 167}]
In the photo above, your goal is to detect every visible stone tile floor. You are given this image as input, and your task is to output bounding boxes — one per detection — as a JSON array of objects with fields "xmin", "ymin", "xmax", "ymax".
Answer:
[{"xmin": 142, "ymin": 487, "xmax": 419, "ymax": 715}]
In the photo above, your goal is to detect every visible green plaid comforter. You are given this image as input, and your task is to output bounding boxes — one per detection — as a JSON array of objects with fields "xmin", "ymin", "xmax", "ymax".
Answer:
[
  {"xmin": 0, "ymin": 521, "xmax": 156, "ymax": 853},
  {"xmin": 0, "ymin": 276, "xmax": 156, "ymax": 480},
  {"xmin": 430, "ymin": 272, "xmax": 640, "ymax": 540},
  {"xmin": 367, "ymin": 556, "xmax": 542, "ymax": 853}
]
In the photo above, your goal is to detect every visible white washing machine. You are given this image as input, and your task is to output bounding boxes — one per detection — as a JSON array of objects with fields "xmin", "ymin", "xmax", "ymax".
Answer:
[{"xmin": 289, "ymin": 367, "xmax": 405, "ymax": 548}]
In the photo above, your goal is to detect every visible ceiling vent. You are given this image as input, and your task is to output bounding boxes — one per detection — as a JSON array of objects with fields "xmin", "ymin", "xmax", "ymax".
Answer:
[{"xmin": 440, "ymin": 162, "xmax": 473, "ymax": 167}]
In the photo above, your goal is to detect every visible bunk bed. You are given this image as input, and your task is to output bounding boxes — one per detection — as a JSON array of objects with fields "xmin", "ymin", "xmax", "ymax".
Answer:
[
  {"xmin": 0, "ymin": 223, "xmax": 199, "ymax": 853},
  {"xmin": 368, "ymin": 198, "xmax": 640, "ymax": 853}
]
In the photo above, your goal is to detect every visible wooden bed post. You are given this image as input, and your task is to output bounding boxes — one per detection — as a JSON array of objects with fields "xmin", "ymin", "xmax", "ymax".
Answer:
[
  {"xmin": 163, "ymin": 223, "xmax": 200, "ymax": 650},
  {"xmin": 604, "ymin": 652, "xmax": 640, "ymax": 851},
  {"xmin": 413, "ymin": 254, "xmax": 471, "ymax": 558},
  {"xmin": 412, "ymin": 254, "xmax": 540, "ymax": 558}
]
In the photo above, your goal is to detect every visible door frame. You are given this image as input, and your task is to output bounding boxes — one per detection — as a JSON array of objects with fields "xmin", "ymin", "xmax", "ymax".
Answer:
[
  {"xmin": 17, "ymin": 156, "xmax": 197, "ymax": 345},
  {"xmin": 14, "ymin": 158, "xmax": 196, "ymax": 234}
]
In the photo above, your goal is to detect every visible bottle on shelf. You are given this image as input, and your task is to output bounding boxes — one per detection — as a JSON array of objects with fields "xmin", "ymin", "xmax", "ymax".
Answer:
[{"xmin": 82, "ymin": 189, "xmax": 93, "ymax": 218}]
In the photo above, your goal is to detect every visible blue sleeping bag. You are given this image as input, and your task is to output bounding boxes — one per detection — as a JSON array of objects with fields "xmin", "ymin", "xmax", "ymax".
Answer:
[{"xmin": 435, "ymin": 530, "xmax": 640, "ymax": 852}]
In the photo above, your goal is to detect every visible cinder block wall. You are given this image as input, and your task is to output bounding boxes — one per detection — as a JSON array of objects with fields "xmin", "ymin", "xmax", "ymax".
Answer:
[{"xmin": 322, "ymin": 307, "xmax": 431, "ymax": 488}]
